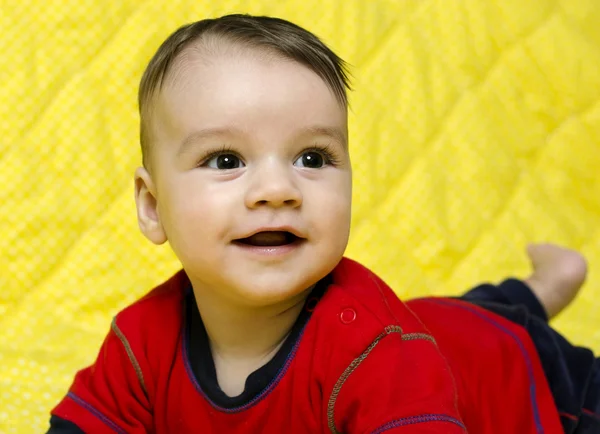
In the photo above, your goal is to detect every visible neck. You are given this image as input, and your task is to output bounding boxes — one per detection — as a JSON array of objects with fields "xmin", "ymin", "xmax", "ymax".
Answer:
[
  {"xmin": 193, "ymin": 284, "xmax": 311, "ymax": 363},
  {"xmin": 191, "ymin": 283, "xmax": 311, "ymax": 396}
]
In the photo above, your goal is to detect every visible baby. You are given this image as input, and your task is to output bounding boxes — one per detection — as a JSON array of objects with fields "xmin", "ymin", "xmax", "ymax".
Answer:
[{"xmin": 47, "ymin": 14, "xmax": 598, "ymax": 433}]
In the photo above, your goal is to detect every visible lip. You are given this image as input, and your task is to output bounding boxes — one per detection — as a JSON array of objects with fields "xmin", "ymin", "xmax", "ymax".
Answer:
[
  {"xmin": 232, "ymin": 237, "xmax": 306, "ymax": 257},
  {"xmin": 236, "ymin": 226, "xmax": 306, "ymax": 240},
  {"xmin": 231, "ymin": 226, "xmax": 307, "ymax": 258}
]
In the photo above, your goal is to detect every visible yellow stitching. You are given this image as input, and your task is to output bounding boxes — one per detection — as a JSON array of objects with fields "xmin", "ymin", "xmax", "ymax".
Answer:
[
  {"xmin": 111, "ymin": 318, "xmax": 148, "ymax": 396},
  {"xmin": 401, "ymin": 332, "xmax": 436, "ymax": 344},
  {"xmin": 327, "ymin": 325, "xmax": 403, "ymax": 434}
]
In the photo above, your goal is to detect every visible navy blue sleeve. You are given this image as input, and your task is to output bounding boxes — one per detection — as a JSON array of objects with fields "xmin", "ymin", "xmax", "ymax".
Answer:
[
  {"xmin": 460, "ymin": 278, "xmax": 548, "ymax": 322},
  {"xmin": 47, "ymin": 415, "xmax": 85, "ymax": 433}
]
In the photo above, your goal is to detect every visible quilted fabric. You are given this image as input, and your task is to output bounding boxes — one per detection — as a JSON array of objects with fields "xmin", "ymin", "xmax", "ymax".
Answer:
[{"xmin": 2, "ymin": 0, "xmax": 600, "ymax": 431}]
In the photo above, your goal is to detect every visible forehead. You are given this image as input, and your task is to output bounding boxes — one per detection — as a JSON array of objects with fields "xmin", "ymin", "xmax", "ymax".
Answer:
[{"xmin": 150, "ymin": 45, "xmax": 348, "ymax": 148}]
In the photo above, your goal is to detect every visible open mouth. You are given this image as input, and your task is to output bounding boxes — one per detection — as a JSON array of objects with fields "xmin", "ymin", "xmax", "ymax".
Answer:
[{"xmin": 233, "ymin": 231, "xmax": 302, "ymax": 247}]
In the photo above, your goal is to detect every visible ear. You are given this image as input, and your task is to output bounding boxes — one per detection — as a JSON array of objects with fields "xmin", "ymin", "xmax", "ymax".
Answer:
[{"xmin": 134, "ymin": 167, "xmax": 167, "ymax": 245}]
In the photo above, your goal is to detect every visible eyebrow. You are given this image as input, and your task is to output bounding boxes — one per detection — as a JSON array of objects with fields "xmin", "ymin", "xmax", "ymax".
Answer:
[
  {"xmin": 298, "ymin": 126, "xmax": 347, "ymax": 147},
  {"xmin": 178, "ymin": 125, "xmax": 347, "ymax": 156},
  {"xmin": 178, "ymin": 127, "xmax": 242, "ymax": 156}
]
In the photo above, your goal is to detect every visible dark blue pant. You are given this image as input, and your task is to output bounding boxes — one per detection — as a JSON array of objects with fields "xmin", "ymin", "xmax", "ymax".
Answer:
[{"xmin": 462, "ymin": 279, "xmax": 600, "ymax": 433}]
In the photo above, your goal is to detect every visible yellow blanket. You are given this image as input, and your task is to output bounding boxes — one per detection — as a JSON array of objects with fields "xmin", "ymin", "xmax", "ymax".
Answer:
[{"xmin": 2, "ymin": 0, "xmax": 599, "ymax": 431}]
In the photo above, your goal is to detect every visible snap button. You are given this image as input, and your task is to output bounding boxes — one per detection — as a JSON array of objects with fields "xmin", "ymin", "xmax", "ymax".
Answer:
[
  {"xmin": 340, "ymin": 308, "xmax": 356, "ymax": 324},
  {"xmin": 305, "ymin": 297, "xmax": 319, "ymax": 312}
]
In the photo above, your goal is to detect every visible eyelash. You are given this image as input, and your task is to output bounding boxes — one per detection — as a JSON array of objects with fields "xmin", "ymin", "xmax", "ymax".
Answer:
[
  {"xmin": 303, "ymin": 143, "xmax": 342, "ymax": 166},
  {"xmin": 196, "ymin": 143, "xmax": 343, "ymax": 167},
  {"xmin": 197, "ymin": 145, "xmax": 239, "ymax": 167}
]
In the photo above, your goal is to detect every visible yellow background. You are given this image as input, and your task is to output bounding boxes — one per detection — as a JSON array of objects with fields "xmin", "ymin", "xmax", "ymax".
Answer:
[{"xmin": 2, "ymin": 0, "xmax": 600, "ymax": 432}]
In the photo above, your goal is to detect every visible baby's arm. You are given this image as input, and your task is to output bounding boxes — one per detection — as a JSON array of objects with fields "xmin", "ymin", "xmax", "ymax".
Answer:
[
  {"xmin": 47, "ymin": 318, "xmax": 152, "ymax": 433},
  {"xmin": 523, "ymin": 243, "xmax": 587, "ymax": 319},
  {"xmin": 327, "ymin": 326, "xmax": 466, "ymax": 433},
  {"xmin": 462, "ymin": 243, "xmax": 587, "ymax": 321}
]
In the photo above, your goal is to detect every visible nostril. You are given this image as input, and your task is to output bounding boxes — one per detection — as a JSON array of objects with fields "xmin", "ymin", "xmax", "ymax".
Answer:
[
  {"xmin": 245, "ymin": 181, "xmax": 303, "ymax": 208},
  {"xmin": 284, "ymin": 199, "xmax": 299, "ymax": 205},
  {"xmin": 250, "ymin": 198, "xmax": 300, "ymax": 208}
]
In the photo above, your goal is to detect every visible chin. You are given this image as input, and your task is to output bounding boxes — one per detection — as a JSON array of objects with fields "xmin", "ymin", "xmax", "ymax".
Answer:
[{"xmin": 234, "ymin": 280, "xmax": 314, "ymax": 307}]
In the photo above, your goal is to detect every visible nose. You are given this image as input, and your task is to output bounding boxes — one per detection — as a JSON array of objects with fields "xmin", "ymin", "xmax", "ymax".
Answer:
[{"xmin": 244, "ymin": 160, "xmax": 303, "ymax": 209}]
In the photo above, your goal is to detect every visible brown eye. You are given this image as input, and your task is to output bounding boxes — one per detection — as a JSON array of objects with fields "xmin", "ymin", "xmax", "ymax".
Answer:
[
  {"xmin": 294, "ymin": 151, "xmax": 326, "ymax": 168},
  {"xmin": 205, "ymin": 154, "xmax": 244, "ymax": 170}
]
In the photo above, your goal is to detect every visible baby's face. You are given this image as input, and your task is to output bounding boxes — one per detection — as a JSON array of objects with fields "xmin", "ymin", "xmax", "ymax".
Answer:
[{"xmin": 143, "ymin": 47, "xmax": 352, "ymax": 305}]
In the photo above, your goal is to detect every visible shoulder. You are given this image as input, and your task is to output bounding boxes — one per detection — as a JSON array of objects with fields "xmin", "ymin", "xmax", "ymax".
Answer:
[
  {"xmin": 106, "ymin": 269, "xmax": 189, "ymax": 372},
  {"xmin": 113, "ymin": 269, "xmax": 188, "ymax": 333},
  {"xmin": 308, "ymin": 259, "xmax": 466, "ymax": 433},
  {"xmin": 323, "ymin": 257, "xmax": 431, "ymax": 334},
  {"xmin": 310, "ymin": 256, "xmax": 448, "ymax": 383},
  {"xmin": 101, "ymin": 269, "xmax": 189, "ymax": 400}
]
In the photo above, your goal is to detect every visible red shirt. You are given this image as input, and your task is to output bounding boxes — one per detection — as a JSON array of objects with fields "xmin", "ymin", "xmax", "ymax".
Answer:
[{"xmin": 51, "ymin": 258, "xmax": 563, "ymax": 433}]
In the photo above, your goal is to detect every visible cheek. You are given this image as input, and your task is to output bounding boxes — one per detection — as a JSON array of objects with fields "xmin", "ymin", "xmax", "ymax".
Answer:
[
  {"xmin": 314, "ymin": 175, "xmax": 352, "ymax": 235},
  {"xmin": 158, "ymin": 178, "xmax": 233, "ymax": 234}
]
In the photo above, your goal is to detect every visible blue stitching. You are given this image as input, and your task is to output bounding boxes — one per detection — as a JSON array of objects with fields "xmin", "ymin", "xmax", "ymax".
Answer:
[
  {"xmin": 67, "ymin": 392, "xmax": 126, "ymax": 433},
  {"xmin": 181, "ymin": 288, "xmax": 308, "ymax": 413},
  {"xmin": 430, "ymin": 299, "xmax": 544, "ymax": 433},
  {"xmin": 371, "ymin": 414, "xmax": 466, "ymax": 433}
]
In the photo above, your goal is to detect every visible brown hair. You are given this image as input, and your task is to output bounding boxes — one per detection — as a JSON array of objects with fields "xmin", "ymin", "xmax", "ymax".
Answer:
[{"xmin": 138, "ymin": 14, "xmax": 352, "ymax": 169}]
